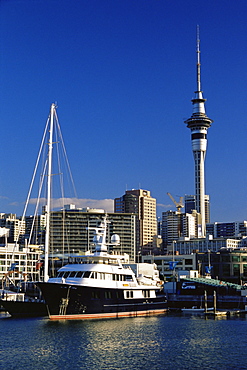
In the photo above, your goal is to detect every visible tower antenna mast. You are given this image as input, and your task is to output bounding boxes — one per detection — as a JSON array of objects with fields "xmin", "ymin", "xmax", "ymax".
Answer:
[{"xmin": 196, "ymin": 25, "xmax": 201, "ymax": 93}]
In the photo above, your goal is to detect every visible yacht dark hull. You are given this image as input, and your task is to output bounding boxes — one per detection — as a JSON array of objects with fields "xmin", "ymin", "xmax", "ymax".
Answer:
[
  {"xmin": 0, "ymin": 299, "xmax": 48, "ymax": 317},
  {"xmin": 38, "ymin": 282, "xmax": 167, "ymax": 320}
]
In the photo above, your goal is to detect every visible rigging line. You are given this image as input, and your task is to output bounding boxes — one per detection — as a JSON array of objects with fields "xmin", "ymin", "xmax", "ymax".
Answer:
[
  {"xmin": 54, "ymin": 117, "xmax": 65, "ymax": 203},
  {"xmin": 28, "ymin": 138, "xmax": 50, "ymax": 246},
  {"xmin": 61, "ymin": 207, "xmax": 65, "ymax": 264},
  {"xmin": 54, "ymin": 109, "xmax": 78, "ymax": 199},
  {"xmin": 22, "ymin": 115, "xmax": 50, "ymax": 222},
  {"xmin": 53, "ymin": 114, "xmax": 66, "ymax": 271},
  {"xmin": 56, "ymin": 116, "xmax": 77, "ymax": 199},
  {"xmin": 53, "ymin": 118, "xmax": 66, "ymax": 259},
  {"xmin": 27, "ymin": 160, "xmax": 48, "ymax": 246},
  {"xmin": 13, "ymin": 114, "xmax": 50, "ymax": 256}
]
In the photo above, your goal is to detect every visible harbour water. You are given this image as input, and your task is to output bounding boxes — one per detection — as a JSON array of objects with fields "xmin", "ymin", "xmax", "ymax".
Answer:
[{"xmin": 1, "ymin": 312, "xmax": 247, "ymax": 370}]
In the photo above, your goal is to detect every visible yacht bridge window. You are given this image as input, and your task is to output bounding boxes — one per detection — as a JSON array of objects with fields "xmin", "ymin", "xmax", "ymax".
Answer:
[
  {"xmin": 57, "ymin": 271, "xmax": 85, "ymax": 278},
  {"xmin": 56, "ymin": 271, "xmax": 134, "ymax": 281}
]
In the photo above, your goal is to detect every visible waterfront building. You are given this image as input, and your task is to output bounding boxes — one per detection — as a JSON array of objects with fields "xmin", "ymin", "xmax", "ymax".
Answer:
[
  {"xmin": 114, "ymin": 189, "xmax": 157, "ymax": 255},
  {"xmin": 219, "ymin": 248, "xmax": 247, "ymax": 284},
  {"xmin": 49, "ymin": 206, "xmax": 136, "ymax": 262},
  {"xmin": 206, "ymin": 221, "xmax": 247, "ymax": 238},
  {"xmin": 0, "ymin": 242, "xmax": 42, "ymax": 285},
  {"xmin": 198, "ymin": 247, "xmax": 247, "ymax": 284},
  {"xmin": 143, "ymin": 247, "xmax": 247, "ymax": 285},
  {"xmin": 0, "ymin": 213, "xmax": 25, "ymax": 243},
  {"xmin": 184, "ymin": 29, "xmax": 213, "ymax": 237},
  {"xmin": 172, "ymin": 236, "xmax": 241, "ymax": 255},
  {"xmin": 142, "ymin": 253, "xmax": 197, "ymax": 280}
]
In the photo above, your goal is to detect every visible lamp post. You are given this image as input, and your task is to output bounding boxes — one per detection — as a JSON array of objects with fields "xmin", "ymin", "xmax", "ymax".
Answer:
[
  {"xmin": 138, "ymin": 251, "xmax": 141, "ymax": 264},
  {"xmin": 172, "ymin": 241, "xmax": 176, "ymax": 294},
  {"xmin": 198, "ymin": 260, "xmax": 201, "ymax": 277},
  {"xmin": 207, "ymin": 249, "xmax": 211, "ymax": 277},
  {"xmin": 208, "ymin": 249, "xmax": 211, "ymax": 271}
]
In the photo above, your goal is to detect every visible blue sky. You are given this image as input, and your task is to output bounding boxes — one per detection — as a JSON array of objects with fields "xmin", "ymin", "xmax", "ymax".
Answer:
[{"xmin": 0, "ymin": 0, "xmax": 247, "ymax": 223}]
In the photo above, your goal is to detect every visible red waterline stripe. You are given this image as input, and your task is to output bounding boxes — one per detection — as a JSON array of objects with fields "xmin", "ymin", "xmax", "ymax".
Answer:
[{"xmin": 49, "ymin": 308, "xmax": 167, "ymax": 320}]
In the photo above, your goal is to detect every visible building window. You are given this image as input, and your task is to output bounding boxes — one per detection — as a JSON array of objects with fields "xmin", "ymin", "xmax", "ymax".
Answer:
[
  {"xmin": 232, "ymin": 255, "xmax": 240, "ymax": 262},
  {"xmin": 221, "ymin": 255, "xmax": 230, "ymax": 263},
  {"xmin": 185, "ymin": 259, "xmax": 193, "ymax": 265},
  {"xmin": 155, "ymin": 260, "xmax": 162, "ymax": 265},
  {"xmin": 233, "ymin": 264, "xmax": 240, "ymax": 276},
  {"xmin": 243, "ymin": 264, "xmax": 247, "ymax": 277},
  {"xmin": 222, "ymin": 264, "xmax": 230, "ymax": 276}
]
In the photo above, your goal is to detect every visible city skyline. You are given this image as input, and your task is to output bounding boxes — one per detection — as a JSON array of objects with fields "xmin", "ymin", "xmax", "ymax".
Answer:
[{"xmin": 0, "ymin": 1, "xmax": 247, "ymax": 223}]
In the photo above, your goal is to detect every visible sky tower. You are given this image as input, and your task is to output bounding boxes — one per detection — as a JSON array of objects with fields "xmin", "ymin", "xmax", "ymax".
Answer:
[{"xmin": 184, "ymin": 27, "xmax": 213, "ymax": 237}]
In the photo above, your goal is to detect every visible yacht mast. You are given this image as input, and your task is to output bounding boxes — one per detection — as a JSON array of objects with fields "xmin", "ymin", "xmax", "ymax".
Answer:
[{"xmin": 44, "ymin": 103, "xmax": 55, "ymax": 282}]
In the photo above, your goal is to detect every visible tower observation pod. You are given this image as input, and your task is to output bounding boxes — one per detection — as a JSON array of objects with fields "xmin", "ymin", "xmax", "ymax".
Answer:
[{"xmin": 184, "ymin": 26, "xmax": 213, "ymax": 237}]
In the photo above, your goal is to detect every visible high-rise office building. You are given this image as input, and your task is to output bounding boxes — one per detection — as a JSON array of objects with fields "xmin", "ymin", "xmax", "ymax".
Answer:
[
  {"xmin": 114, "ymin": 189, "xmax": 157, "ymax": 255},
  {"xmin": 161, "ymin": 210, "xmax": 199, "ymax": 253},
  {"xmin": 184, "ymin": 194, "xmax": 210, "ymax": 224},
  {"xmin": 24, "ymin": 214, "xmax": 46, "ymax": 245},
  {"xmin": 184, "ymin": 28, "xmax": 213, "ymax": 237}
]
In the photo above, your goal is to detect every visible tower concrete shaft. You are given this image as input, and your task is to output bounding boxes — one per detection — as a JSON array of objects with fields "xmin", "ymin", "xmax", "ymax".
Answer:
[{"xmin": 184, "ymin": 27, "xmax": 213, "ymax": 237}]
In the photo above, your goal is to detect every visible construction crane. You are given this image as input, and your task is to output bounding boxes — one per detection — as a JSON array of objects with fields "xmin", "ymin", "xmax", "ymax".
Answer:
[{"xmin": 167, "ymin": 192, "xmax": 184, "ymax": 213}]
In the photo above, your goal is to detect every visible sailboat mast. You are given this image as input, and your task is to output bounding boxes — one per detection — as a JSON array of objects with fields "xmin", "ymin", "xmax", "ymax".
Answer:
[{"xmin": 44, "ymin": 103, "xmax": 55, "ymax": 282}]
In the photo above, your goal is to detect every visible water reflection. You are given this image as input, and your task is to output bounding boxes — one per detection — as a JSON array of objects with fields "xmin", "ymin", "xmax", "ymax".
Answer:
[{"xmin": 1, "ymin": 314, "xmax": 247, "ymax": 369}]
